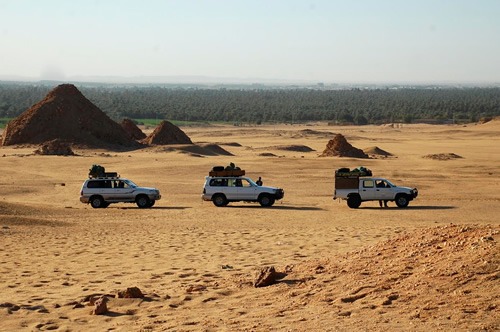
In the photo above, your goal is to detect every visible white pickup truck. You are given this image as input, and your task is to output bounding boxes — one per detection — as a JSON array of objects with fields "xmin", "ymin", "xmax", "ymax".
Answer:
[{"xmin": 333, "ymin": 173, "xmax": 418, "ymax": 208}]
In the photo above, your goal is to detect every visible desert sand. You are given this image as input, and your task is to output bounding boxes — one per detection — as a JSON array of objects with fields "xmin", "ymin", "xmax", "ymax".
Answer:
[{"xmin": 0, "ymin": 121, "xmax": 499, "ymax": 331}]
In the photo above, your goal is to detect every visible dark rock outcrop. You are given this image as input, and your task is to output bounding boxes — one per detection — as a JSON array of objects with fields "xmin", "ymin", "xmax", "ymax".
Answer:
[
  {"xmin": 254, "ymin": 266, "xmax": 279, "ymax": 288},
  {"xmin": 116, "ymin": 287, "xmax": 144, "ymax": 299},
  {"xmin": 92, "ymin": 296, "xmax": 109, "ymax": 315},
  {"xmin": 34, "ymin": 139, "xmax": 75, "ymax": 156}
]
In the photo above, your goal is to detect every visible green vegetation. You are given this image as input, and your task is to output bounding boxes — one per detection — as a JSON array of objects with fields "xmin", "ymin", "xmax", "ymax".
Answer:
[
  {"xmin": 132, "ymin": 118, "xmax": 164, "ymax": 126},
  {"xmin": 0, "ymin": 83, "xmax": 498, "ymax": 125},
  {"xmin": 0, "ymin": 118, "xmax": 12, "ymax": 129},
  {"xmin": 132, "ymin": 118, "xmax": 210, "ymax": 127}
]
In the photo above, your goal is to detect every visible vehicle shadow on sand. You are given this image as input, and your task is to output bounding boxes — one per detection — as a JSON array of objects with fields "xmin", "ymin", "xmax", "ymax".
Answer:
[
  {"xmin": 226, "ymin": 205, "xmax": 325, "ymax": 211},
  {"xmin": 360, "ymin": 205, "xmax": 455, "ymax": 210},
  {"xmin": 115, "ymin": 206, "xmax": 191, "ymax": 210}
]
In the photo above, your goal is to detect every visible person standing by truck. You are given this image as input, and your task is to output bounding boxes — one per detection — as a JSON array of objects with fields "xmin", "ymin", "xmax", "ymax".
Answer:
[{"xmin": 376, "ymin": 180, "xmax": 389, "ymax": 207}]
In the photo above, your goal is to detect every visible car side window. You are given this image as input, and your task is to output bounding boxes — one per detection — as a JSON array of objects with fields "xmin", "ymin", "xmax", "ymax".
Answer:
[
  {"xmin": 226, "ymin": 179, "xmax": 242, "ymax": 187},
  {"xmin": 210, "ymin": 178, "xmax": 227, "ymax": 187},
  {"xmin": 114, "ymin": 181, "xmax": 126, "ymax": 188},
  {"xmin": 87, "ymin": 180, "xmax": 101, "ymax": 188},
  {"xmin": 363, "ymin": 180, "xmax": 374, "ymax": 188}
]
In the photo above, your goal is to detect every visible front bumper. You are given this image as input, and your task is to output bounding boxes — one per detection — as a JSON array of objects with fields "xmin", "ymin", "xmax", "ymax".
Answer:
[
  {"xmin": 149, "ymin": 194, "xmax": 161, "ymax": 201},
  {"xmin": 275, "ymin": 189, "xmax": 285, "ymax": 200}
]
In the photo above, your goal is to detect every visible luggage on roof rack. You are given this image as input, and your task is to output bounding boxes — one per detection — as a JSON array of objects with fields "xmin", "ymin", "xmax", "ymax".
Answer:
[
  {"xmin": 88, "ymin": 164, "xmax": 118, "ymax": 178},
  {"xmin": 209, "ymin": 163, "xmax": 245, "ymax": 177}
]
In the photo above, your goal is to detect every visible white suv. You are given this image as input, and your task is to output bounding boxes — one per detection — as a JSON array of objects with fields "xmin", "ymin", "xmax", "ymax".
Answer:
[
  {"xmin": 202, "ymin": 176, "xmax": 284, "ymax": 207},
  {"xmin": 80, "ymin": 177, "xmax": 161, "ymax": 208}
]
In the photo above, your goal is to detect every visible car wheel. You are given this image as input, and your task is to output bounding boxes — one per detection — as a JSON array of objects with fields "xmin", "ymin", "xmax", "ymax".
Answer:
[
  {"xmin": 259, "ymin": 194, "xmax": 275, "ymax": 207},
  {"xmin": 395, "ymin": 194, "xmax": 409, "ymax": 208},
  {"xmin": 147, "ymin": 200, "xmax": 155, "ymax": 208},
  {"xmin": 212, "ymin": 194, "xmax": 228, "ymax": 207},
  {"xmin": 347, "ymin": 195, "xmax": 361, "ymax": 208},
  {"xmin": 90, "ymin": 196, "xmax": 105, "ymax": 209},
  {"xmin": 136, "ymin": 195, "xmax": 150, "ymax": 208}
]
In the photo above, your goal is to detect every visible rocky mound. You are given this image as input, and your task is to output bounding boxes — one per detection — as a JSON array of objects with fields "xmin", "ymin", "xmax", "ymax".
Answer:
[
  {"xmin": 478, "ymin": 117, "xmax": 494, "ymax": 124},
  {"xmin": 121, "ymin": 118, "xmax": 146, "ymax": 140},
  {"xmin": 363, "ymin": 146, "xmax": 393, "ymax": 157},
  {"xmin": 423, "ymin": 153, "xmax": 463, "ymax": 160},
  {"xmin": 34, "ymin": 139, "xmax": 75, "ymax": 156},
  {"xmin": 141, "ymin": 121, "xmax": 193, "ymax": 145},
  {"xmin": 320, "ymin": 134, "xmax": 369, "ymax": 158},
  {"xmin": 1, "ymin": 84, "xmax": 136, "ymax": 149},
  {"xmin": 238, "ymin": 224, "xmax": 499, "ymax": 330}
]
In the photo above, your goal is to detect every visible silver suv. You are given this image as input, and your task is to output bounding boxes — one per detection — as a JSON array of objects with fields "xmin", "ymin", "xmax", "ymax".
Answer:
[
  {"xmin": 80, "ymin": 177, "xmax": 161, "ymax": 208},
  {"xmin": 202, "ymin": 176, "xmax": 284, "ymax": 207}
]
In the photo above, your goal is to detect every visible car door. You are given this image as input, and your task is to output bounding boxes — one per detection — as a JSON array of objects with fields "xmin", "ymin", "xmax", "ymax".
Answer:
[
  {"xmin": 113, "ymin": 180, "xmax": 135, "ymax": 202},
  {"xmin": 375, "ymin": 180, "xmax": 393, "ymax": 200},
  {"xmin": 237, "ymin": 178, "xmax": 258, "ymax": 200},
  {"xmin": 359, "ymin": 179, "xmax": 377, "ymax": 200},
  {"xmin": 99, "ymin": 180, "xmax": 115, "ymax": 201},
  {"xmin": 224, "ymin": 178, "xmax": 240, "ymax": 200}
]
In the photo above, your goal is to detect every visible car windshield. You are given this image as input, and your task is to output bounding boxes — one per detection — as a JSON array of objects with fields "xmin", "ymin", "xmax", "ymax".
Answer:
[
  {"xmin": 385, "ymin": 180, "xmax": 395, "ymax": 187},
  {"xmin": 124, "ymin": 179, "xmax": 138, "ymax": 188}
]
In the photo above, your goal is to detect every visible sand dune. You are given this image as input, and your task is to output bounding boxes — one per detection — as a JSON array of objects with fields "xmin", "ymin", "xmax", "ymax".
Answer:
[
  {"xmin": 0, "ymin": 122, "xmax": 499, "ymax": 331},
  {"xmin": 363, "ymin": 146, "xmax": 394, "ymax": 158},
  {"xmin": 155, "ymin": 143, "xmax": 234, "ymax": 156},
  {"xmin": 263, "ymin": 144, "xmax": 316, "ymax": 152}
]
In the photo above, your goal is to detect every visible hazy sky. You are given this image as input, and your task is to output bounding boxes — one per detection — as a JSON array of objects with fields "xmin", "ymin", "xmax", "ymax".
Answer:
[{"xmin": 1, "ymin": 0, "xmax": 499, "ymax": 83}]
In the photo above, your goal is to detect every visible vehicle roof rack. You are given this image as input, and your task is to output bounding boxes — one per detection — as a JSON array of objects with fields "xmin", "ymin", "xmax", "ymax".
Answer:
[
  {"xmin": 209, "ymin": 170, "xmax": 245, "ymax": 177},
  {"xmin": 88, "ymin": 175, "xmax": 121, "ymax": 179}
]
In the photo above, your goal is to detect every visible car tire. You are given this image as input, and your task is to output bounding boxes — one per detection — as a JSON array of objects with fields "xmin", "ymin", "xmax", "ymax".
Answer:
[
  {"xmin": 136, "ymin": 195, "xmax": 150, "ymax": 208},
  {"xmin": 212, "ymin": 194, "xmax": 228, "ymax": 207},
  {"xmin": 259, "ymin": 194, "xmax": 275, "ymax": 207},
  {"xmin": 147, "ymin": 200, "xmax": 155, "ymax": 208},
  {"xmin": 347, "ymin": 195, "xmax": 361, "ymax": 208},
  {"xmin": 395, "ymin": 194, "xmax": 409, "ymax": 208},
  {"xmin": 90, "ymin": 195, "xmax": 105, "ymax": 209}
]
